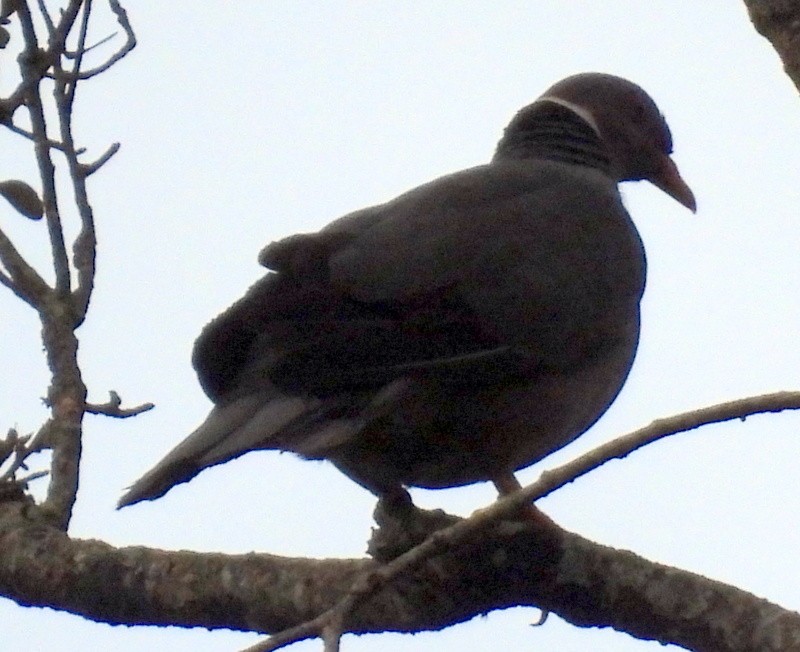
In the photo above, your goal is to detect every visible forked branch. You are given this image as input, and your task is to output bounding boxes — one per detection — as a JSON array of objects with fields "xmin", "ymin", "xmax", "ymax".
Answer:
[{"xmin": 0, "ymin": 0, "xmax": 137, "ymax": 530}]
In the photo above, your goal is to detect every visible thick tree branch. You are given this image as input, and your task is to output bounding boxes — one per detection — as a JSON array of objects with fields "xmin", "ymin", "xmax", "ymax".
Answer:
[
  {"xmin": 0, "ymin": 497, "xmax": 797, "ymax": 652},
  {"xmin": 38, "ymin": 305, "xmax": 85, "ymax": 530},
  {"xmin": 3, "ymin": 393, "xmax": 800, "ymax": 650}
]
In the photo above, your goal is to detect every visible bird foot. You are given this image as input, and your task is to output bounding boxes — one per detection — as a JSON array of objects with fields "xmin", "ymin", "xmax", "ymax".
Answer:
[
  {"xmin": 493, "ymin": 473, "xmax": 559, "ymax": 528},
  {"xmin": 367, "ymin": 490, "xmax": 459, "ymax": 562}
]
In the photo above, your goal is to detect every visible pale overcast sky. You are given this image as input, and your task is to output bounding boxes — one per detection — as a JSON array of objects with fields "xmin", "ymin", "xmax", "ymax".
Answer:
[{"xmin": 2, "ymin": 3, "xmax": 800, "ymax": 651}]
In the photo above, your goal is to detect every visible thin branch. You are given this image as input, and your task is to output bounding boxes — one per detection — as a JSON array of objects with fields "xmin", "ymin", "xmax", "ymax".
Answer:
[
  {"xmin": 0, "ymin": 421, "xmax": 52, "ymax": 482},
  {"xmin": 67, "ymin": 0, "xmax": 135, "ymax": 81},
  {"xmin": 64, "ymin": 30, "xmax": 116, "ymax": 58},
  {"xmin": 28, "ymin": 0, "xmax": 94, "ymax": 530},
  {"xmin": 244, "ymin": 390, "xmax": 800, "ymax": 652},
  {"xmin": 522, "ymin": 390, "xmax": 800, "ymax": 506},
  {"xmin": 0, "ymin": 428, "xmax": 22, "ymax": 467},
  {"xmin": 80, "ymin": 141, "xmax": 119, "ymax": 177},
  {"xmin": 52, "ymin": 5, "xmax": 94, "ymax": 323},
  {"xmin": 62, "ymin": 0, "xmax": 92, "ymax": 108},
  {"xmin": 54, "ymin": 2, "xmax": 135, "ymax": 322},
  {"xmin": 16, "ymin": 469, "xmax": 49, "ymax": 484},
  {"xmin": 61, "ymin": 145, "xmax": 96, "ymax": 324},
  {"xmin": 0, "ymin": 224, "xmax": 51, "ymax": 307},
  {"xmin": 0, "ymin": 268, "xmax": 16, "ymax": 293},
  {"xmin": 35, "ymin": 0, "xmax": 56, "ymax": 37},
  {"xmin": 16, "ymin": 1, "xmax": 73, "ymax": 296},
  {"xmin": 85, "ymin": 391, "xmax": 154, "ymax": 418},
  {"xmin": 4, "ymin": 120, "xmax": 76, "ymax": 152}
]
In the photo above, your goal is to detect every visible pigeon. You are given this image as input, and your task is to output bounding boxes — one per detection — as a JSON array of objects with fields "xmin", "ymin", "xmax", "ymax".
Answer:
[{"xmin": 118, "ymin": 72, "xmax": 695, "ymax": 511}]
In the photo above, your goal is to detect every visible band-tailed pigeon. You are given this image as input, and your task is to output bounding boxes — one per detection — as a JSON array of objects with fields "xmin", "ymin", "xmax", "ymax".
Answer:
[{"xmin": 118, "ymin": 72, "xmax": 694, "ymax": 510}]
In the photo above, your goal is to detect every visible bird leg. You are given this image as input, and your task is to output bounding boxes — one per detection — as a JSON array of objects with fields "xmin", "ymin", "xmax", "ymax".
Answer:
[
  {"xmin": 369, "ymin": 487, "xmax": 460, "ymax": 562},
  {"xmin": 493, "ymin": 473, "xmax": 557, "ymax": 527}
]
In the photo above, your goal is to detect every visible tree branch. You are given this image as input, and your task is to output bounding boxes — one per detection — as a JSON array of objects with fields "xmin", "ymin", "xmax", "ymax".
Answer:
[
  {"xmin": 3, "ymin": 392, "xmax": 798, "ymax": 650},
  {"xmin": 80, "ymin": 141, "xmax": 119, "ymax": 177},
  {"xmin": 16, "ymin": 1, "xmax": 75, "ymax": 296},
  {"xmin": 3, "ymin": 121, "xmax": 73, "ymax": 152},
  {"xmin": 0, "ymin": 495, "xmax": 797, "ymax": 652},
  {"xmin": 247, "ymin": 390, "xmax": 800, "ymax": 650},
  {"xmin": 745, "ymin": 0, "xmax": 800, "ymax": 92},
  {"xmin": 2, "ymin": 0, "xmax": 138, "ymax": 529},
  {"xmin": 0, "ymin": 422, "xmax": 51, "ymax": 482},
  {"xmin": 61, "ymin": 0, "xmax": 92, "ymax": 110},
  {"xmin": 85, "ymin": 391, "xmax": 154, "ymax": 418},
  {"xmin": 35, "ymin": 0, "xmax": 56, "ymax": 37},
  {"xmin": 0, "ymin": 223, "xmax": 51, "ymax": 307},
  {"xmin": 517, "ymin": 390, "xmax": 800, "ymax": 507},
  {"xmin": 72, "ymin": 0, "xmax": 135, "ymax": 80}
]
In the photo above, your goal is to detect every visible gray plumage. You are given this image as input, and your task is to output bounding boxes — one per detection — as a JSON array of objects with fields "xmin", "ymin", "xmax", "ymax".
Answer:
[{"xmin": 118, "ymin": 72, "xmax": 694, "ymax": 509}]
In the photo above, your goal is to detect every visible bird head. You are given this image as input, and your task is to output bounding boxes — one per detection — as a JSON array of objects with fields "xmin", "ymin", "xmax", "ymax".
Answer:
[{"xmin": 537, "ymin": 72, "xmax": 696, "ymax": 212}]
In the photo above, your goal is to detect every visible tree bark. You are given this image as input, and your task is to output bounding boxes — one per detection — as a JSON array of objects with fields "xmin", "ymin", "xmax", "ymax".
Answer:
[
  {"xmin": 745, "ymin": 0, "xmax": 800, "ymax": 92},
  {"xmin": 1, "ymin": 500, "xmax": 798, "ymax": 651}
]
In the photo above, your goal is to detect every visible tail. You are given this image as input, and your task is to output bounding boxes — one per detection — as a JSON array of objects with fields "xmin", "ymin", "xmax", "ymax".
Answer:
[
  {"xmin": 117, "ymin": 393, "xmax": 321, "ymax": 509},
  {"xmin": 117, "ymin": 379, "xmax": 411, "ymax": 509}
]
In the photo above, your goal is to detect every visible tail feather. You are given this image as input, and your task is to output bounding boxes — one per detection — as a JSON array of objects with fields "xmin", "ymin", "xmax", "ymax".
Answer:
[
  {"xmin": 117, "ymin": 380, "xmax": 412, "ymax": 509},
  {"xmin": 117, "ymin": 393, "xmax": 318, "ymax": 509}
]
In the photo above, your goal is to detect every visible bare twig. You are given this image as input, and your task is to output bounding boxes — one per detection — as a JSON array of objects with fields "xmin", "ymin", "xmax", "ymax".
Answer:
[
  {"xmin": 15, "ymin": 469, "xmax": 50, "ymax": 485},
  {"xmin": 16, "ymin": 1, "xmax": 75, "ymax": 297},
  {"xmin": 4, "ymin": 121, "xmax": 73, "ymax": 152},
  {"xmin": 19, "ymin": 0, "xmax": 105, "ymax": 529},
  {"xmin": 0, "ymin": 268, "xmax": 17, "ymax": 293},
  {"xmin": 80, "ymin": 141, "xmax": 119, "ymax": 177},
  {"xmin": 525, "ymin": 390, "xmax": 800, "ymax": 504},
  {"xmin": 0, "ymin": 428, "xmax": 22, "ymax": 467},
  {"xmin": 51, "ymin": 2, "xmax": 96, "ymax": 323},
  {"xmin": 68, "ymin": 0, "xmax": 135, "ymax": 80},
  {"xmin": 36, "ymin": 0, "xmax": 56, "ymax": 37},
  {"xmin": 65, "ymin": 31, "xmax": 117, "ymax": 59},
  {"xmin": 61, "ymin": 0, "xmax": 92, "ymax": 108},
  {"xmin": 85, "ymin": 391, "xmax": 154, "ymax": 419},
  {"xmin": 0, "ymin": 224, "xmax": 50, "ymax": 307},
  {"xmin": 243, "ymin": 390, "xmax": 800, "ymax": 652},
  {"xmin": 0, "ymin": 421, "xmax": 52, "ymax": 483}
]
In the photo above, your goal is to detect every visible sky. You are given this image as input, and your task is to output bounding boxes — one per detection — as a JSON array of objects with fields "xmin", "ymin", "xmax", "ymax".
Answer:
[{"xmin": 2, "ymin": 2, "xmax": 800, "ymax": 651}]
